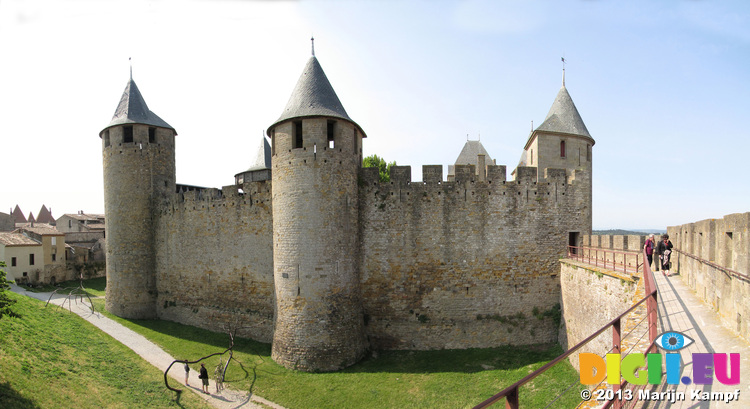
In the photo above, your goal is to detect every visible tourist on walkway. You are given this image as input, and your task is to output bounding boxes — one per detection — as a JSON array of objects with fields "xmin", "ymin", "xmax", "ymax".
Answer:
[
  {"xmin": 644, "ymin": 234, "xmax": 655, "ymax": 268},
  {"xmin": 184, "ymin": 361, "xmax": 190, "ymax": 386},
  {"xmin": 657, "ymin": 234, "xmax": 674, "ymax": 277},
  {"xmin": 199, "ymin": 363, "xmax": 210, "ymax": 394}
]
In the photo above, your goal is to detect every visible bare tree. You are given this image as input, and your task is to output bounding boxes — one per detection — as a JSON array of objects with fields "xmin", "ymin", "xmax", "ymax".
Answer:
[{"xmin": 45, "ymin": 274, "xmax": 95, "ymax": 313}]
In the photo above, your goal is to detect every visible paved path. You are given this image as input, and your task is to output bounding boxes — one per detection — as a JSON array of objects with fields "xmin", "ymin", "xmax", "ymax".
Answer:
[
  {"xmin": 11, "ymin": 284, "xmax": 284, "ymax": 409},
  {"xmin": 638, "ymin": 271, "xmax": 750, "ymax": 408}
]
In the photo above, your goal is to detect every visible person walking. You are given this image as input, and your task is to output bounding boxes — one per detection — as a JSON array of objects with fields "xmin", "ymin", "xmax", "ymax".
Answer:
[
  {"xmin": 184, "ymin": 361, "xmax": 190, "ymax": 386},
  {"xmin": 657, "ymin": 234, "xmax": 674, "ymax": 277},
  {"xmin": 199, "ymin": 363, "xmax": 210, "ymax": 394},
  {"xmin": 644, "ymin": 234, "xmax": 655, "ymax": 268}
]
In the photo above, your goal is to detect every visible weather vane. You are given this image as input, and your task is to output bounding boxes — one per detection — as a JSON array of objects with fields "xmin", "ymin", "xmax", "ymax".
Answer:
[
  {"xmin": 311, "ymin": 35, "xmax": 315, "ymax": 57},
  {"xmin": 561, "ymin": 56, "xmax": 566, "ymax": 86}
]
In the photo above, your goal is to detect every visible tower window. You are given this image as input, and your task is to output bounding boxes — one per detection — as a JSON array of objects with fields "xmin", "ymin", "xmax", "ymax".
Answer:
[
  {"xmin": 293, "ymin": 121, "xmax": 303, "ymax": 149},
  {"xmin": 104, "ymin": 130, "xmax": 111, "ymax": 147},
  {"xmin": 29, "ymin": 254, "xmax": 35, "ymax": 266},
  {"xmin": 560, "ymin": 140, "xmax": 566, "ymax": 158},
  {"xmin": 148, "ymin": 127, "xmax": 156, "ymax": 143},
  {"xmin": 123, "ymin": 126, "xmax": 134, "ymax": 143},
  {"xmin": 327, "ymin": 120, "xmax": 335, "ymax": 148},
  {"xmin": 586, "ymin": 144, "xmax": 591, "ymax": 161},
  {"xmin": 530, "ymin": 149, "xmax": 533, "ymax": 165}
]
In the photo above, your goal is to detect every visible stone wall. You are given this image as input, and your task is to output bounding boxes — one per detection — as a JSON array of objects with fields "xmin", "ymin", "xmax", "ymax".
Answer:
[
  {"xmin": 668, "ymin": 212, "xmax": 750, "ymax": 342},
  {"xmin": 358, "ymin": 164, "xmax": 591, "ymax": 349},
  {"xmin": 153, "ymin": 180, "xmax": 275, "ymax": 342},
  {"xmin": 558, "ymin": 259, "xmax": 638, "ymax": 370}
]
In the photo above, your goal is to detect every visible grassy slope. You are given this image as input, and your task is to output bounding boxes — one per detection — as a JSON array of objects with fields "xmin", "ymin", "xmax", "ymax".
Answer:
[
  {"xmin": 92, "ymin": 299, "xmax": 581, "ymax": 409},
  {"xmin": 0, "ymin": 292, "xmax": 211, "ymax": 409}
]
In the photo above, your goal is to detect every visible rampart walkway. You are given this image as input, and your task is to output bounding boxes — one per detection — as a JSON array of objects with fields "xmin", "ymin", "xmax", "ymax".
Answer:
[
  {"xmin": 639, "ymin": 270, "xmax": 750, "ymax": 408},
  {"xmin": 11, "ymin": 284, "xmax": 284, "ymax": 409}
]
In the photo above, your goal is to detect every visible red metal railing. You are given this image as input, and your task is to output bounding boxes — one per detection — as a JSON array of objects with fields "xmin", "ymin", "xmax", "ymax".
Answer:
[
  {"xmin": 673, "ymin": 248, "xmax": 750, "ymax": 282},
  {"xmin": 473, "ymin": 250, "xmax": 658, "ymax": 409},
  {"xmin": 567, "ymin": 246, "xmax": 643, "ymax": 275}
]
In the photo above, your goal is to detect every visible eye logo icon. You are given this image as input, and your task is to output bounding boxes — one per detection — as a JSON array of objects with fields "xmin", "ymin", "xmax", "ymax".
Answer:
[{"xmin": 655, "ymin": 331, "xmax": 694, "ymax": 351}]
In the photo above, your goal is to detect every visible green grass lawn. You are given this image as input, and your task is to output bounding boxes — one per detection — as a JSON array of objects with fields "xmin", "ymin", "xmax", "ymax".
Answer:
[
  {"xmin": 0, "ymin": 292, "xmax": 211, "ymax": 409},
  {"xmin": 91, "ymin": 298, "xmax": 582, "ymax": 409},
  {"xmin": 20, "ymin": 276, "xmax": 106, "ymax": 298}
]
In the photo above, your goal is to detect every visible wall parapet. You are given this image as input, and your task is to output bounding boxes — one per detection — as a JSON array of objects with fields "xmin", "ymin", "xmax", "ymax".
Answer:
[{"xmin": 668, "ymin": 212, "xmax": 750, "ymax": 342}]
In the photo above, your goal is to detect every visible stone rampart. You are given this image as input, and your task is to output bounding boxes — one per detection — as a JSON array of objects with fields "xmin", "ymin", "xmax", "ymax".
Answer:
[
  {"xmin": 668, "ymin": 212, "xmax": 750, "ymax": 342},
  {"xmin": 153, "ymin": 180, "xmax": 275, "ymax": 341},
  {"xmin": 358, "ymin": 164, "xmax": 591, "ymax": 349},
  {"xmin": 558, "ymin": 259, "xmax": 637, "ymax": 370}
]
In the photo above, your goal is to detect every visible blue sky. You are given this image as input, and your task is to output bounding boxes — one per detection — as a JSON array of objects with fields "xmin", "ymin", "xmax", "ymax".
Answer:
[{"xmin": 1, "ymin": 0, "xmax": 749, "ymax": 230}]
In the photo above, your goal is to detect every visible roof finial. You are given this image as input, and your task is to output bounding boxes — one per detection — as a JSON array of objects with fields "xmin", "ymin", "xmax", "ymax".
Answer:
[
  {"xmin": 531, "ymin": 120, "xmax": 534, "ymax": 132},
  {"xmin": 129, "ymin": 57, "xmax": 133, "ymax": 80},
  {"xmin": 561, "ymin": 56, "xmax": 566, "ymax": 87},
  {"xmin": 311, "ymin": 36, "xmax": 315, "ymax": 57},
  {"xmin": 478, "ymin": 131, "xmax": 480, "ymax": 141}
]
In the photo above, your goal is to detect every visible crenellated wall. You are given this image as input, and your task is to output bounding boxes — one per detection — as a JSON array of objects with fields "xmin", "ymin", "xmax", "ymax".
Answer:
[
  {"xmin": 142, "ymin": 160, "xmax": 592, "ymax": 351},
  {"xmin": 358, "ymin": 164, "xmax": 591, "ymax": 349},
  {"xmin": 153, "ymin": 180, "xmax": 275, "ymax": 341},
  {"xmin": 668, "ymin": 213, "xmax": 750, "ymax": 342}
]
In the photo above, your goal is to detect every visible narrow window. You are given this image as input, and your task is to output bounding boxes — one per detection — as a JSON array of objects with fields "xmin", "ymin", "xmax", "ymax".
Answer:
[
  {"xmin": 104, "ymin": 130, "xmax": 111, "ymax": 147},
  {"xmin": 293, "ymin": 121, "xmax": 303, "ymax": 149},
  {"xmin": 68, "ymin": 220, "xmax": 72, "ymax": 228},
  {"xmin": 51, "ymin": 237, "xmax": 56, "ymax": 246},
  {"xmin": 327, "ymin": 120, "xmax": 335, "ymax": 149},
  {"xmin": 29, "ymin": 254, "xmax": 35, "ymax": 266},
  {"xmin": 11, "ymin": 257, "xmax": 16, "ymax": 267},
  {"xmin": 123, "ymin": 125, "xmax": 134, "ymax": 143},
  {"xmin": 148, "ymin": 127, "xmax": 156, "ymax": 143},
  {"xmin": 530, "ymin": 149, "xmax": 533, "ymax": 165},
  {"xmin": 52, "ymin": 254, "xmax": 56, "ymax": 262},
  {"xmin": 560, "ymin": 140, "xmax": 566, "ymax": 158},
  {"xmin": 586, "ymin": 144, "xmax": 591, "ymax": 161}
]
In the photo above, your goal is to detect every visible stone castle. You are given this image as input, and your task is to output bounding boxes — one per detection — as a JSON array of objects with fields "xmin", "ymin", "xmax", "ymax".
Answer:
[{"xmin": 101, "ymin": 48, "xmax": 594, "ymax": 372}]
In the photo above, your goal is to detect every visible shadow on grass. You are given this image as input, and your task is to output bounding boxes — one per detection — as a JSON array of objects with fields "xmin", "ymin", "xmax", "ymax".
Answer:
[
  {"xmin": 0, "ymin": 382, "xmax": 40, "ymax": 409},
  {"xmin": 98, "ymin": 302, "xmax": 564, "ymax": 375}
]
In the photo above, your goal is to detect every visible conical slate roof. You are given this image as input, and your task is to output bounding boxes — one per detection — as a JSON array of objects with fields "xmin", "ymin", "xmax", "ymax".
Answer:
[
  {"xmin": 243, "ymin": 137, "xmax": 272, "ymax": 172},
  {"xmin": 102, "ymin": 78, "xmax": 174, "ymax": 134},
  {"xmin": 453, "ymin": 140, "xmax": 493, "ymax": 166},
  {"xmin": 535, "ymin": 85, "xmax": 591, "ymax": 138},
  {"xmin": 268, "ymin": 56, "xmax": 365, "ymax": 136}
]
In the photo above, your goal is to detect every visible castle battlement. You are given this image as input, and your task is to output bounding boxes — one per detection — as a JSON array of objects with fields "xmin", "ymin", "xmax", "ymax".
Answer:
[{"xmin": 102, "ymin": 49, "xmax": 594, "ymax": 372}]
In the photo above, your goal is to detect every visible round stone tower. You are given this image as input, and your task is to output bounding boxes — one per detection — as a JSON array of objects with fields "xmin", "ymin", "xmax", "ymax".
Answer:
[
  {"xmin": 100, "ymin": 75, "xmax": 176, "ymax": 319},
  {"xmin": 268, "ymin": 50, "xmax": 368, "ymax": 371}
]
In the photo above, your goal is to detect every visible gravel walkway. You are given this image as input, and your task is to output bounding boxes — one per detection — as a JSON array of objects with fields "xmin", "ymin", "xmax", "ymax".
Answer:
[{"xmin": 11, "ymin": 284, "xmax": 285, "ymax": 409}]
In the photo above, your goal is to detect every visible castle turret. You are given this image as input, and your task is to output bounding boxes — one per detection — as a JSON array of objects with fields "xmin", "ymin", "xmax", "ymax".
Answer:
[
  {"xmin": 267, "ymin": 46, "xmax": 368, "ymax": 371},
  {"xmin": 101, "ymin": 75, "xmax": 176, "ymax": 319},
  {"xmin": 522, "ymin": 70, "xmax": 594, "ymax": 230}
]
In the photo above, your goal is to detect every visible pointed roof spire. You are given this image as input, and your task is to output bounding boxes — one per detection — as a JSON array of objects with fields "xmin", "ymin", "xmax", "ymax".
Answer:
[
  {"xmin": 268, "ymin": 46, "xmax": 365, "ymax": 137},
  {"xmin": 534, "ymin": 84, "xmax": 591, "ymax": 139},
  {"xmin": 12, "ymin": 205, "xmax": 26, "ymax": 224},
  {"xmin": 101, "ymin": 75, "xmax": 174, "ymax": 135},
  {"xmin": 36, "ymin": 205, "xmax": 55, "ymax": 224},
  {"xmin": 561, "ymin": 57, "xmax": 566, "ymax": 87}
]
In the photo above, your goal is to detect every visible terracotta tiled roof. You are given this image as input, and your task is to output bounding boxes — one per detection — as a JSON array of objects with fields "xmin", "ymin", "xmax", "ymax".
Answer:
[
  {"xmin": 0, "ymin": 232, "xmax": 41, "ymax": 246},
  {"xmin": 15, "ymin": 225, "xmax": 64, "ymax": 236}
]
